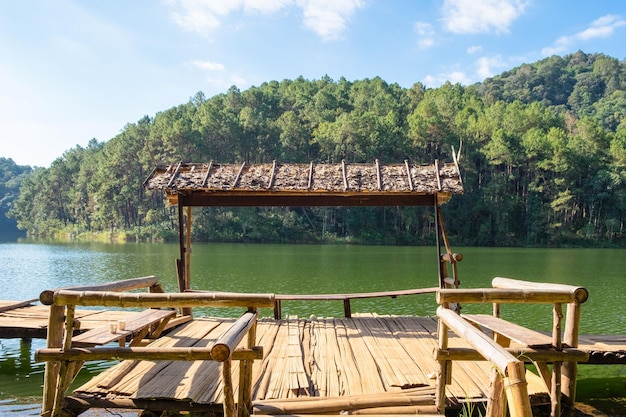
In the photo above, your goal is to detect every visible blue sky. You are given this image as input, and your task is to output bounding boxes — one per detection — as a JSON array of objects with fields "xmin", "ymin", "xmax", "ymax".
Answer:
[{"xmin": 1, "ymin": 0, "xmax": 625, "ymax": 167}]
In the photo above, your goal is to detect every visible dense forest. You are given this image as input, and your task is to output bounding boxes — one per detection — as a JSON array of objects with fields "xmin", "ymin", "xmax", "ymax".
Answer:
[
  {"xmin": 0, "ymin": 158, "xmax": 31, "ymax": 236},
  {"xmin": 4, "ymin": 51, "xmax": 626, "ymax": 247}
]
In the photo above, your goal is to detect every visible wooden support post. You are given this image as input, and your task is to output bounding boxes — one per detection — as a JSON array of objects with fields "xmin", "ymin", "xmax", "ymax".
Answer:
[
  {"xmin": 343, "ymin": 299, "xmax": 352, "ymax": 318},
  {"xmin": 551, "ymin": 303, "xmax": 563, "ymax": 417},
  {"xmin": 485, "ymin": 369, "xmax": 506, "ymax": 417},
  {"xmin": 503, "ymin": 361, "xmax": 532, "ymax": 417},
  {"xmin": 51, "ymin": 305, "xmax": 79, "ymax": 416},
  {"xmin": 41, "ymin": 305, "xmax": 65, "ymax": 417},
  {"xmin": 562, "ymin": 302, "xmax": 582, "ymax": 416},
  {"xmin": 435, "ymin": 319, "xmax": 449, "ymax": 414},
  {"xmin": 274, "ymin": 300, "xmax": 282, "ymax": 320},
  {"xmin": 223, "ymin": 359, "xmax": 236, "ymax": 417},
  {"xmin": 239, "ymin": 308, "xmax": 258, "ymax": 417},
  {"xmin": 185, "ymin": 205, "xmax": 192, "ymax": 292},
  {"xmin": 177, "ymin": 198, "xmax": 186, "ymax": 293}
]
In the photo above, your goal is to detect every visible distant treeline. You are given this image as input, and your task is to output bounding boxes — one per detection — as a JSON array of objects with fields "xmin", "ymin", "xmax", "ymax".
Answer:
[{"xmin": 5, "ymin": 51, "xmax": 626, "ymax": 246}]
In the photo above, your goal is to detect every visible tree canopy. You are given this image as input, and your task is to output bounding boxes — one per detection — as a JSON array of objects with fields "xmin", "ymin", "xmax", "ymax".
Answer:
[{"xmin": 5, "ymin": 51, "xmax": 626, "ymax": 246}]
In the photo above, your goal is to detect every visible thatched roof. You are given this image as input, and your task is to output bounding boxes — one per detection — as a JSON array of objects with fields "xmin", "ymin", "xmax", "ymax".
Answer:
[{"xmin": 143, "ymin": 160, "xmax": 463, "ymax": 207}]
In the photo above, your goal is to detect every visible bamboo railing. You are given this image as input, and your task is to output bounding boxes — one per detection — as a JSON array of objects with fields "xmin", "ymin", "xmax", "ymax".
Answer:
[
  {"xmin": 36, "ymin": 277, "xmax": 275, "ymax": 417},
  {"xmin": 435, "ymin": 278, "xmax": 588, "ymax": 417}
]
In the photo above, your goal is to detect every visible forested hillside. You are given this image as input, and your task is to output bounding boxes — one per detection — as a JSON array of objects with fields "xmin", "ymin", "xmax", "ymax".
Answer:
[
  {"xmin": 0, "ymin": 158, "xmax": 31, "ymax": 236},
  {"xmin": 7, "ymin": 51, "xmax": 626, "ymax": 246}
]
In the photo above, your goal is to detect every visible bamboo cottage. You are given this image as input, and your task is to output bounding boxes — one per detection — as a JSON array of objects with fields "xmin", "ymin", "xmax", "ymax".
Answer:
[{"xmin": 35, "ymin": 160, "xmax": 590, "ymax": 417}]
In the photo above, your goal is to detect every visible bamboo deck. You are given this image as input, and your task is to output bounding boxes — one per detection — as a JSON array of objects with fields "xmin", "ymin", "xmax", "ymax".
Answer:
[
  {"xmin": 2, "ymin": 300, "xmax": 625, "ymax": 414},
  {"xmin": 69, "ymin": 314, "xmax": 552, "ymax": 414}
]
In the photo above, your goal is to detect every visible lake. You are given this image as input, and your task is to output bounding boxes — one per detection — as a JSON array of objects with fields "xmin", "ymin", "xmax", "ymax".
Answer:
[{"xmin": 0, "ymin": 240, "xmax": 624, "ymax": 414}]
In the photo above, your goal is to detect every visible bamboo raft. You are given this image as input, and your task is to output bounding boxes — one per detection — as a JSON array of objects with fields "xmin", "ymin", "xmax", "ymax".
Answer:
[
  {"xmin": 23, "ymin": 160, "xmax": 625, "ymax": 417},
  {"xmin": 58, "ymin": 314, "xmax": 549, "ymax": 415}
]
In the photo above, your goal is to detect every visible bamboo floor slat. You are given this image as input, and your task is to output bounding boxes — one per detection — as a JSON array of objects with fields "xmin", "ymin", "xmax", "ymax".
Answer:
[{"xmin": 70, "ymin": 314, "xmax": 558, "ymax": 414}]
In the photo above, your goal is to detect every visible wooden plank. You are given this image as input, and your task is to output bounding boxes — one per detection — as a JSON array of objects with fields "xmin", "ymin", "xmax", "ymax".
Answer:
[
  {"xmin": 72, "ymin": 309, "xmax": 176, "ymax": 347},
  {"xmin": 0, "ymin": 299, "xmax": 38, "ymax": 313},
  {"xmin": 462, "ymin": 314, "xmax": 554, "ymax": 347}
]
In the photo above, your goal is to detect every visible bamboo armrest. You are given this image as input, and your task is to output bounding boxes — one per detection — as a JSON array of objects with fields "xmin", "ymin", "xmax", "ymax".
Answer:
[
  {"xmin": 211, "ymin": 311, "xmax": 258, "ymax": 362},
  {"xmin": 491, "ymin": 277, "xmax": 588, "ymax": 303},
  {"xmin": 437, "ymin": 288, "xmax": 586, "ymax": 305},
  {"xmin": 437, "ymin": 307, "xmax": 521, "ymax": 375},
  {"xmin": 461, "ymin": 314, "xmax": 558, "ymax": 348},
  {"xmin": 72, "ymin": 309, "xmax": 175, "ymax": 347}
]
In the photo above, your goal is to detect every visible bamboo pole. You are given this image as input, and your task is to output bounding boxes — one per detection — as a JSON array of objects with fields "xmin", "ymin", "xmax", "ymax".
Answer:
[
  {"xmin": 551, "ymin": 303, "xmax": 563, "ymax": 417},
  {"xmin": 239, "ymin": 310, "xmax": 258, "ymax": 417},
  {"xmin": 39, "ymin": 276, "xmax": 160, "ymax": 305},
  {"xmin": 177, "ymin": 197, "xmax": 186, "ymax": 293},
  {"xmin": 212, "ymin": 311, "xmax": 258, "ymax": 362},
  {"xmin": 437, "ymin": 288, "xmax": 586, "ymax": 305},
  {"xmin": 435, "ymin": 318, "xmax": 449, "ymax": 414},
  {"xmin": 434, "ymin": 347, "xmax": 588, "ymax": 362},
  {"xmin": 41, "ymin": 305, "xmax": 65, "ymax": 417},
  {"xmin": 485, "ymin": 368, "xmax": 506, "ymax": 417},
  {"xmin": 183, "ymin": 205, "xmax": 193, "ymax": 316},
  {"xmin": 51, "ymin": 290, "xmax": 275, "ymax": 308},
  {"xmin": 185, "ymin": 206, "xmax": 192, "ymax": 291},
  {"xmin": 253, "ymin": 392, "xmax": 436, "ymax": 414},
  {"xmin": 436, "ymin": 307, "xmax": 516, "ymax": 375},
  {"xmin": 562, "ymin": 302, "xmax": 582, "ymax": 416},
  {"xmin": 36, "ymin": 346, "xmax": 263, "ymax": 363},
  {"xmin": 503, "ymin": 361, "xmax": 532, "ymax": 417},
  {"xmin": 491, "ymin": 278, "xmax": 588, "ymax": 303},
  {"xmin": 222, "ymin": 359, "xmax": 236, "ymax": 417}
]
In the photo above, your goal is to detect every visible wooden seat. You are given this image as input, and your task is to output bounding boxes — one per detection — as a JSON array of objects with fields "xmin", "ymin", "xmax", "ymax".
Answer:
[
  {"xmin": 462, "ymin": 314, "xmax": 555, "ymax": 348},
  {"xmin": 72, "ymin": 309, "xmax": 175, "ymax": 347},
  {"xmin": 436, "ymin": 278, "xmax": 589, "ymax": 417}
]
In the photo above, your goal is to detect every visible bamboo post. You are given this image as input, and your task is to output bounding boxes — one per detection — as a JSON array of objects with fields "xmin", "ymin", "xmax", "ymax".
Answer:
[
  {"xmin": 177, "ymin": 198, "xmax": 186, "ymax": 294},
  {"xmin": 51, "ymin": 305, "xmax": 79, "ymax": 416},
  {"xmin": 41, "ymin": 305, "xmax": 65, "ymax": 417},
  {"xmin": 239, "ymin": 309, "xmax": 258, "ymax": 417},
  {"xmin": 503, "ymin": 361, "xmax": 532, "ymax": 417},
  {"xmin": 185, "ymin": 205, "xmax": 192, "ymax": 291},
  {"xmin": 222, "ymin": 359, "xmax": 236, "ymax": 417},
  {"xmin": 435, "ymin": 319, "xmax": 449, "ymax": 414},
  {"xmin": 562, "ymin": 302, "xmax": 582, "ymax": 416},
  {"xmin": 485, "ymin": 369, "xmax": 506, "ymax": 417},
  {"xmin": 551, "ymin": 303, "xmax": 563, "ymax": 417}
]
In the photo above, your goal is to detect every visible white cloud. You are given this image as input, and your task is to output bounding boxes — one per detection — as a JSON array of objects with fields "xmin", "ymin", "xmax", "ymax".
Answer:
[
  {"xmin": 541, "ymin": 14, "xmax": 626, "ymax": 56},
  {"xmin": 205, "ymin": 74, "xmax": 249, "ymax": 90},
  {"xmin": 424, "ymin": 71, "xmax": 471, "ymax": 87},
  {"xmin": 298, "ymin": 0, "xmax": 365, "ymax": 41},
  {"xmin": 441, "ymin": 0, "xmax": 529, "ymax": 34},
  {"xmin": 190, "ymin": 60, "xmax": 225, "ymax": 71},
  {"xmin": 415, "ymin": 21, "xmax": 436, "ymax": 49},
  {"xmin": 475, "ymin": 55, "xmax": 506, "ymax": 79},
  {"xmin": 167, "ymin": 0, "xmax": 364, "ymax": 41},
  {"xmin": 169, "ymin": 0, "xmax": 234, "ymax": 34},
  {"xmin": 467, "ymin": 45, "xmax": 482, "ymax": 54}
]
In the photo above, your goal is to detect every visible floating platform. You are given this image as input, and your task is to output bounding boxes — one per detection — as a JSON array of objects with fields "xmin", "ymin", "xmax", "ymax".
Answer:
[{"xmin": 61, "ymin": 314, "xmax": 549, "ymax": 415}]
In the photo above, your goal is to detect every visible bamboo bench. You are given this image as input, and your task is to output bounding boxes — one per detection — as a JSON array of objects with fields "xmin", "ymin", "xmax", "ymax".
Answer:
[
  {"xmin": 435, "ymin": 277, "xmax": 589, "ymax": 417},
  {"xmin": 35, "ymin": 277, "xmax": 275, "ymax": 417},
  {"xmin": 71, "ymin": 308, "xmax": 176, "ymax": 347}
]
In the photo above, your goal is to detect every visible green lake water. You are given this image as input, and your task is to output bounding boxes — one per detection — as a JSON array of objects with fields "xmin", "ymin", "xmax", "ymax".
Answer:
[{"xmin": 0, "ymin": 241, "xmax": 624, "ymax": 414}]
